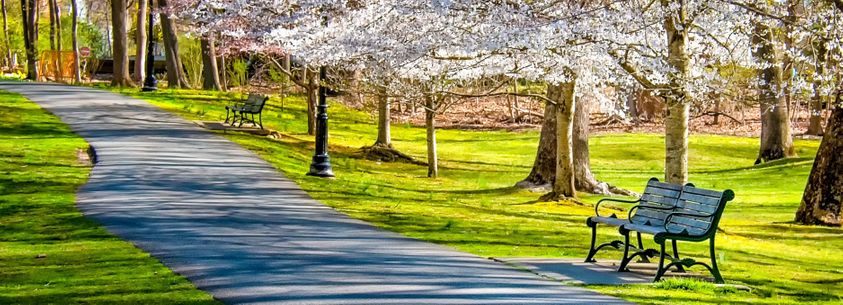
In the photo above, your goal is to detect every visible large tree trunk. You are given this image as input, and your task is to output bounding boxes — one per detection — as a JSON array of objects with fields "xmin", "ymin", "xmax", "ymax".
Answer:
[
  {"xmin": 796, "ymin": 94, "xmax": 842, "ymax": 226},
  {"xmin": 158, "ymin": 0, "xmax": 189, "ymax": 88},
  {"xmin": 21, "ymin": 0, "xmax": 38, "ymax": 80},
  {"xmin": 110, "ymin": 0, "xmax": 133, "ymax": 86},
  {"xmin": 517, "ymin": 101, "xmax": 556, "ymax": 190},
  {"xmin": 574, "ymin": 97, "xmax": 608, "ymax": 194},
  {"xmin": 71, "ymin": 0, "xmax": 81, "ymax": 83},
  {"xmin": 425, "ymin": 96, "xmax": 438, "ymax": 178},
  {"xmin": 2, "ymin": 0, "xmax": 12, "ymax": 69},
  {"xmin": 662, "ymin": 0, "xmax": 691, "ymax": 185},
  {"xmin": 133, "ymin": 0, "xmax": 147, "ymax": 82},
  {"xmin": 200, "ymin": 37, "xmax": 221, "ymax": 90},
  {"xmin": 541, "ymin": 82, "xmax": 576, "ymax": 200},
  {"xmin": 753, "ymin": 22, "xmax": 796, "ymax": 164},
  {"xmin": 375, "ymin": 90, "xmax": 392, "ymax": 147}
]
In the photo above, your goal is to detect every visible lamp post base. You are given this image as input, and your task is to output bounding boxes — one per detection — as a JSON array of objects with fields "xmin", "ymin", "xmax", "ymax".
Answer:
[{"xmin": 307, "ymin": 155, "xmax": 334, "ymax": 177}]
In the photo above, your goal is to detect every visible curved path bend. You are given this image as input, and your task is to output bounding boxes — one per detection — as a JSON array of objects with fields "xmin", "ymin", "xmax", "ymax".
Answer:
[{"xmin": 1, "ymin": 82, "xmax": 629, "ymax": 305}]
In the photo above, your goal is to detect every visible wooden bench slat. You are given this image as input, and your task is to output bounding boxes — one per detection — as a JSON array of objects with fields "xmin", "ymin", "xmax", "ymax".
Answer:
[
  {"xmin": 668, "ymin": 215, "xmax": 712, "ymax": 229},
  {"xmin": 667, "ymin": 224, "xmax": 707, "ymax": 235},
  {"xmin": 683, "ymin": 187, "xmax": 724, "ymax": 198},
  {"xmin": 646, "ymin": 187, "xmax": 681, "ymax": 198},
  {"xmin": 647, "ymin": 179, "xmax": 684, "ymax": 190},
  {"xmin": 640, "ymin": 194, "xmax": 676, "ymax": 206},
  {"xmin": 677, "ymin": 200, "xmax": 718, "ymax": 214},
  {"xmin": 680, "ymin": 193, "xmax": 722, "ymax": 206}
]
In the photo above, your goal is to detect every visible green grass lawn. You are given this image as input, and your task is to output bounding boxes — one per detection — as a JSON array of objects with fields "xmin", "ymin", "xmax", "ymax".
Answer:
[
  {"xmin": 0, "ymin": 90, "xmax": 219, "ymax": 304},
  {"xmin": 110, "ymin": 86, "xmax": 843, "ymax": 305}
]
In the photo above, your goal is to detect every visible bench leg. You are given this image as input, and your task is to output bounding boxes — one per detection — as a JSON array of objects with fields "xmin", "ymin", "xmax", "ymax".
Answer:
[
  {"xmin": 710, "ymin": 238, "xmax": 724, "ymax": 283},
  {"xmin": 224, "ymin": 109, "xmax": 231, "ymax": 123},
  {"xmin": 654, "ymin": 242, "xmax": 668, "ymax": 282},
  {"xmin": 672, "ymin": 239, "xmax": 686, "ymax": 273},
  {"xmin": 636, "ymin": 232, "xmax": 651, "ymax": 263},
  {"xmin": 239, "ymin": 112, "xmax": 245, "ymax": 128},
  {"xmin": 617, "ymin": 230, "xmax": 632, "ymax": 272},
  {"xmin": 585, "ymin": 224, "xmax": 598, "ymax": 263},
  {"xmin": 258, "ymin": 112, "xmax": 263, "ymax": 129}
]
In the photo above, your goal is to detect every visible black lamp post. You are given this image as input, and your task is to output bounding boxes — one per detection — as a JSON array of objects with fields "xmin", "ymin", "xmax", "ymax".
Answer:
[
  {"xmin": 141, "ymin": 0, "xmax": 157, "ymax": 92},
  {"xmin": 306, "ymin": 66, "xmax": 335, "ymax": 177}
]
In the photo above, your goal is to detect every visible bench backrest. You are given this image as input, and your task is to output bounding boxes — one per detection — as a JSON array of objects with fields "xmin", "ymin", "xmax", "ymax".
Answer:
[
  {"xmin": 630, "ymin": 178, "xmax": 685, "ymax": 226},
  {"xmin": 244, "ymin": 94, "xmax": 269, "ymax": 113},
  {"xmin": 665, "ymin": 186, "xmax": 735, "ymax": 237}
]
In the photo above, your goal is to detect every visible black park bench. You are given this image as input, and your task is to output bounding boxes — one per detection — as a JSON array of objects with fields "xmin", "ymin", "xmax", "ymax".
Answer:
[
  {"xmin": 619, "ymin": 184, "xmax": 735, "ymax": 283},
  {"xmin": 586, "ymin": 178, "xmax": 689, "ymax": 269},
  {"xmin": 225, "ymin": 93, "xmax": 269, "ymax": 129}
]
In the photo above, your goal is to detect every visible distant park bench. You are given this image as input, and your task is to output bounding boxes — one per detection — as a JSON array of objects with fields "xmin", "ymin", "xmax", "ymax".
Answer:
[
  {"xmin": 586, "ymin": 178, "xmax": 735, "ymax": 283},
  {"xmin": 225, "ymin": 93, "xmax": 269, "ymax": 129},
  {"xmin": 586, "ymin": 178, "xmax": 687, "ymax": 266}
]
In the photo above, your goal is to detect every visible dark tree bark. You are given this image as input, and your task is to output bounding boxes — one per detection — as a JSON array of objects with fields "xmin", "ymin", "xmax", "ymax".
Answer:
[
  {"xmin": 158, "ymin": 0, "xmax": 189, "ymax": 88},
  {"xmin": 517, "ymin": 101, "xmax": 556, "ymax": 190},
  {"xmin": 71, "ymin": 0, "xmax": 81, "ymax": 83},
  {"xmin": 20, "ymin": 0, "xmax": 38, "ymax": 80},
  {"xmin": 2, "ymin": 0, "xmax": 12, "ymax": 69},
  {"xmin": 425, "ymin": 95, "xmax": 438, "ymax": 178},
  {"xmin": 200, "ymin": 37, "xmax": 221, "ymax": 90},
  {"xmin": 52, "ymin": 0, "xmax": 63, "ymax": 80},
  {"xmin": 134, "ymin": 0, "xmax": 147, "ymax": 82},
  {"xmin": 752, "ymin": 21, "xmax": 796, "ymax": 164},
  {"xmin": 110, "ymin": 0, "xmax": 133, "ymax": 86},
  {"xmin": 796, "ymin": 93, "xmax": 842, "ymax": 226},
  {"xmin": 305, "ymin": 68, "xmax": 317, "ymax": 135}
]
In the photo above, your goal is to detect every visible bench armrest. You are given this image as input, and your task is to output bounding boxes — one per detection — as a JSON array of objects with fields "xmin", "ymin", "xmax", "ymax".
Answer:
[
  {"xmin": 627, "ymin": 204, "xmax": 675, "ymax": 220},
  {"xmin": 595, "ymin": 198, "xmax": 640, "ymax": 217},
  {"xmin": 663, "ymin": 211, "xmax": 716, "ymax": 234}
]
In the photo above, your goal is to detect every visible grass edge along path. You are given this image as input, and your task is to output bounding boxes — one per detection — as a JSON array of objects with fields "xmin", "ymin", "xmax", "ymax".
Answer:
[
  {"xmin": 109, "ymin": 87, "xmax": 842, "ymax": 305},
  {"xmin": 0, "ymin": 89, "xmax": 220, "ymax": 305}
]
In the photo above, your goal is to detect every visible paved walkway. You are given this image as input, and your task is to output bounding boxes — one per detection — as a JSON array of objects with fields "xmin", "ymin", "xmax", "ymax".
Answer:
[{"xmin": 1, "ymin": 82, "xmax": 630, "ymax": 305}]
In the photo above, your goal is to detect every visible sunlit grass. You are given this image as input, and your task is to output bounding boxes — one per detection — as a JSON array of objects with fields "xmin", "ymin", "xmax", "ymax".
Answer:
[
  {"xmin": 0, "ymin": 90, "xmax": 219, "ymax": 304},
  {"xmin": 112, "ymin": 86, "xmax": 842, "ymax": 305}
]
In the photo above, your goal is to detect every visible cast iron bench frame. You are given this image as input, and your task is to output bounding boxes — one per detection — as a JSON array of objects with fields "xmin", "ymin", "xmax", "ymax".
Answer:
[
  {"xmin": 225, "ymin": 93, "xmax": 269, "ymax": 129},
  {"xmin": 619, "ymin": 185, "xmax": 735, "ymax": 283},
  {"xmin": 585, "ymin": 178, "xmax": 691, "ymax": 270}
]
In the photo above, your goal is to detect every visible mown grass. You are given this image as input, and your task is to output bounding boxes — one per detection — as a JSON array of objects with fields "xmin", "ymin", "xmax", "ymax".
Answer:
[
  {"xmin": 0, "ymin": 90, "xmax": 219, "ymax": 304},
  {"xmin": 109, "ymin": 86, "xmax": 842, "ymax": 305}
]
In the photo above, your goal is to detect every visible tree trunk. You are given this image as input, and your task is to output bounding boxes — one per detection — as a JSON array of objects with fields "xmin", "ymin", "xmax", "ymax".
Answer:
[
  {"xmin": 425, "ymin": 96, "xmax": 438, "ymax": 178},
  {"xmin": 53, "ymin": 0, "xmax": 62, "ymax": 80},
  {"xmin": 807, "ymin": 41, "xmax": 828, "ymax": 136},
  {"xmin": 662, "ymin": 0, "xmax": 691, "ymax": 185},
  {"xmin": 2, "ymin": 0, "xmax": 12, "ymax": 69},
  {"xmin": 110, "ymin": 0, "xmax": 132, "ymax": 86},
  {"xmin": 517, "ymin": 101, "xmax": 556, "ymax": 189},
  {"xmin": 796, "ymin": 94, "xmax": 842, "ymax": 226},
  {"xmin": 541, "ymin": 81, "xmax": 577, "ymax": 200},
  {"xmin": 753, "ymin": 21, "xmax": 796, "ymax": 164},
  {"xmin": 158, "ymin": 0, "xmax": 189, "ymax": 88},
  {"xmin": 134, "ymin": 0, "xmax": 147, "ymax": 82},
  {"xmin": 200, "ymin": 36, "xmax": 221, "ymax": 90},
  {"xmin": 71, "ymin": 0, "xmax": 81, "ymax": 83},
  {"xmin": 375, "ymin": 89, "xmax": 392, "ymax": 147},
  {"xmin": 48, "ymin": 0, "xmax": 55, "ymax": 51},
  {"xmin": 573, "ymin": 97, "xmax": 604, "ymax": 193},
  {"xmin": 21, "ymin": 0, "xmax": 38, "ymax": 80},
  {"xmin": 305, "ymin": 68, "xmax": 317, "ymax": 135}
]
